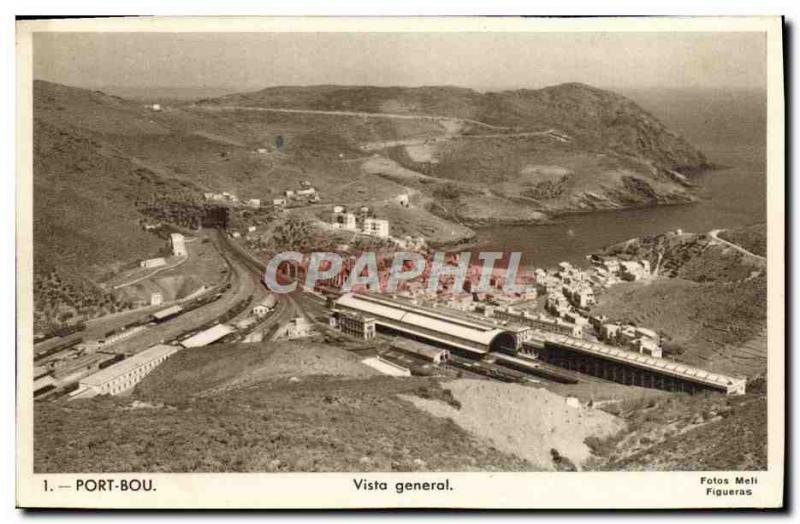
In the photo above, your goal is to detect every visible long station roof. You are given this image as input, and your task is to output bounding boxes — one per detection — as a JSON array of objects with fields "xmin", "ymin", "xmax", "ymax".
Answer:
[
  {"xmin": 539, "ymin": 333, "xmax": 745, "ymax": 390},
  {"xmin": 335, "ymin": 293, "xmax": 510, "ymax": 348},
  {"xmin": 80, "ymin": 345, "xmax": 179, "ymax": 387}
]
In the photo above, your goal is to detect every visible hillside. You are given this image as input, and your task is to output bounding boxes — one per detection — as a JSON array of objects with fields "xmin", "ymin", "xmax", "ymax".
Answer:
[
  {"xmin": 591, "ymin": 225, "xmax": 767, "ymax": 377},
  {"xmin": 35, "ymin": 340, "xmax": 765, "ymax": 473},
  {"xmin": 34, "ymin": 342, "xmax": 535, "ymax": 472},
  {"xmin": 585, "ymin": 391, "xmax": 766, "ymax": 471},
  {"xmin": 197, "ymin": 83, "xmax": 710, "ymax": 222},
  {"xmin": 201, "ymin": 83, "xmax": 709, "ymax": 173},
  {"xmin": 32, "ymin": 80, "xmax": 713, "ymax": 327}
]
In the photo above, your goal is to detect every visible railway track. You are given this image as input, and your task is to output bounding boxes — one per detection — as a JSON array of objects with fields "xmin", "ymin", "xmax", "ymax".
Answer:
[{"xmin": 213, "ymin": 230, "xmax": 304, "ymax": 336}]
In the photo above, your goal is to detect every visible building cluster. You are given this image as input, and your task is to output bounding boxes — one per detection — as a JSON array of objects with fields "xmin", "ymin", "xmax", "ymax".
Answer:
[
  {"xmin": 589, "ymin": 256, "xmax": 653, "ymax": 284},
  {"xmin": 330, "ymin": 205, "xmax": 390, "ymax": 239},
  {"xmin": 525, "ymin": 259, "xmax": 660, "ymax": 357},
  {"xmin": 330, "ymin": 309, "xmax": 377, "ymax": 340},
  {"xmin": 274, "ymin": 317, "xmax": 314, "ymax": 340},
  {"xmin": 274, "ymin": 180, "xmax": 320, "ymax": 207},
  {"xmin": 598, "ymin": 322, "xmax": 662, "ymax": 358},
  {"xmin": 204, "ymin": 191, "xmax": 262, "ymax": 208},
  {"xmin": 493, "ymin": 307, "xmax": 585, "ymax": 338},
  {"xmin": 393, "ymin": 255, "xmax": 662, "ymax": 359}
]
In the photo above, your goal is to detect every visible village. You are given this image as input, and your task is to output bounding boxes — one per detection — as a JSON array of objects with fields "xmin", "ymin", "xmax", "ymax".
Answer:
[
  {"xmin": 140, "ymin": 179, "xmax": 666, "ymax": 362},
  {"xmin": 322, "ymin": 248, "xmax": 665, "ymax": 360}
]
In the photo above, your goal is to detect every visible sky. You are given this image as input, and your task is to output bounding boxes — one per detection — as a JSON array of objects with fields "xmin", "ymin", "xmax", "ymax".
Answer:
[{"xmin": 33, "ymin": 31, "xmax": 766, "ymax": 92}]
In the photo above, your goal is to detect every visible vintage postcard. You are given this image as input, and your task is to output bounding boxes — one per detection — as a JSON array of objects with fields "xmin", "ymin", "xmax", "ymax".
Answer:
[{"xmin": 16, "ymin": 16, "xmax": 785, "ymax": 509}]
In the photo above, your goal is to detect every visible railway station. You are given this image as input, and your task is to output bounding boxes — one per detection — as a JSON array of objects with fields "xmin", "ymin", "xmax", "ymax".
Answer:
[{"xmin": 332, "ymin": 292, "xmax": 527, "ymax": 355}]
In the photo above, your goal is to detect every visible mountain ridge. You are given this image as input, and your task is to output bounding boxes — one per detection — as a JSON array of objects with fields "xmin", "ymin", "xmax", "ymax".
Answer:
[{"xmin": 198, "ymin": 82, "xmax": 710, "ymax": 174}]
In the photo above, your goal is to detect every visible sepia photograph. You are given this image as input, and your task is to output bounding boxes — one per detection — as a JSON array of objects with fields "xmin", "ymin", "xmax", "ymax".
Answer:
[{"xmin": 15, "ymin": 16, "xmax": 785, "ymax": 509}]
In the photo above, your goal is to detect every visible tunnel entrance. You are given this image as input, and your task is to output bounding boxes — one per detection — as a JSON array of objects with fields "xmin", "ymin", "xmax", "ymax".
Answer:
[{"xmin": 489, "ymin": 332, "xmax": 518, "ymax": 354}]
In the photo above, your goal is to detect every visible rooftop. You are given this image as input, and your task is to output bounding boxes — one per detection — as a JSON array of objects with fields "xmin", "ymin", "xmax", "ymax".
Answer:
[
  {"xmin": 152, "ymin": 305, "xmax": 183, "ymax": 320},
  {"xmin": 180, "ymin": 324, "xmax": 235, "ymax": 348},
  {"xmin": 79, "ymin": 345, "xmax": 179, "ymax": 387},
  {"xmin": 335, "ymin": 293, "xmax": 509, "ymax": 347}
]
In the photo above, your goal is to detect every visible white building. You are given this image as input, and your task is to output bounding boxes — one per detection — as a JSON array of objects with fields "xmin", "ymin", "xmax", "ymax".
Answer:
[
  {"xmin": 180, "ymin": 324, "xmax": 235, "ymax": 348},
  {"xmin": 253, "ymin": 295, "xmax": 277, "ymax": 317},
  {"xmin": 170, "ymin": 233, "xmax": 187, "ymax": 257},
  {"xmin": 150, "ymin": 292, "xmax": 163, "ymax": 306},
  {"xmin": 273, "ymin": 198, "xmax": 287, "ymax": 206},
  {"xmin": 331, "ymin": 210, "xmax": 357, "ymax": 231},
  {"xmin": 246, "ymin": 198, "xmax": 261, "ymax": 208},
  {"xmin": 635, "ymin": 337, "xmax": 663, "ymax": 358},
  {"xmin": 276, "ymin": 317, "xmax": 313, "ymax": 340},
  {"xmin": 140, "ymin": 257, "xmax": 167, "ymax": 269},
  {"xmin": 362, "ymin": 218, "xmax": 390, "ymax": 238},
  {"xmin": 331, "ymin": 310, "xmax": 377, "ymax": 340}
]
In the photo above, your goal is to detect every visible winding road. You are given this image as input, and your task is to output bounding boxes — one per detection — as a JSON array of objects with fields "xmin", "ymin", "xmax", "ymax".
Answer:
[
  {"xmin": 709, "ymin": 229, "xmax": 766, "ymax": 261},
  {"xmin": 191, "ymin": 104, "xmax": 511, "ymax": 131}
]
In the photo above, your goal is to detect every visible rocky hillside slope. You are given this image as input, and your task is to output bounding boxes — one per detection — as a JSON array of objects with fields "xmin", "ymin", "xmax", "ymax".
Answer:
[{"xmin": 592, "ymin": 225, "xmax": 767, "ymax": 377}]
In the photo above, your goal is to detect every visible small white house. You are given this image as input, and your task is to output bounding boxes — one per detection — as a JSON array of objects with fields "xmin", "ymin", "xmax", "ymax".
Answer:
[
  {"xmin": 362, "ymin": 218, "xmax": 390, "ymax": 238},
  {"xmin": 140, "ymin": 257, "xmax": 167, "ymax": 269},
  {"xmin": 150, "ymin": 292, "xmax": 163, "ymax": 306},
  {"xmin": 246, "ymin": 198, "xmax": 261, "ymax": 208},
  {"xmin": 253, "ymin": 297, "xmax": 276, "ymax": 318},
  {"xmin": 170, "ymin": 233, "xmax": 187, "ymax": 257}
]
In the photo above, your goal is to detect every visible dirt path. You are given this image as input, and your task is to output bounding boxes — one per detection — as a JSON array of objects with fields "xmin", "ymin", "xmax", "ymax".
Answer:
[{"xmin": 360, "ymin": 129, "xmax": 570, "ymax": 151}]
